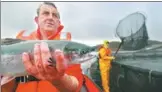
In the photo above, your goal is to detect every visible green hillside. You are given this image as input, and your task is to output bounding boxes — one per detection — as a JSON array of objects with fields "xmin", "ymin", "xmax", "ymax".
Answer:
[{"xmin": 93, "ymin": 40, "xmax": 162, "ymax": 51}]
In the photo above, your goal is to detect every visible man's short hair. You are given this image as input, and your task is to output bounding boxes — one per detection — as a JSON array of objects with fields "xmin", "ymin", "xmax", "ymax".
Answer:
[{"xmin": 37, "ymin": 2, "xmax": 60, "ymax": 18}]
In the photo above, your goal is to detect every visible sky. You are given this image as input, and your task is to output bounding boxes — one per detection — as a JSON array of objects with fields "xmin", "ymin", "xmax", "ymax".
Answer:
[{"xmin": 1, "ymin": 2, "xmax": 162, "ymax": 46}]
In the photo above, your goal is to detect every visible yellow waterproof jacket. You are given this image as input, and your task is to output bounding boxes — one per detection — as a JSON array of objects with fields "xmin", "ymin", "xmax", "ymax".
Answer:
[
  {"xmin": 98, "ymin": 46, "xmax": 114, "ymax": 69},
  {"xmin": 99, "ymin": 47, "xmax": 113, "ymax": 60}
]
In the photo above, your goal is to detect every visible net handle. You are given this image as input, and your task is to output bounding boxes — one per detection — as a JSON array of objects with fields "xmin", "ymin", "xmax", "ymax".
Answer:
[{"xmin": 114, "ymin": 38, "xmax": 124, "ymax": 57}]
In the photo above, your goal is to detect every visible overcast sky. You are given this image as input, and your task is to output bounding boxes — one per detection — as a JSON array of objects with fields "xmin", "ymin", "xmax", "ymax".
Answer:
[{"xmin": 1, "ymin": 2, "xmax": 162, "ymax": 46}]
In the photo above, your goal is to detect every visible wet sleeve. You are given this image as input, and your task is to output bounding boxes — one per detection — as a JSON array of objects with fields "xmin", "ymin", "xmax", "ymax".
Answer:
[{"xmin": 65, "ymin": 64, "xmax": 83, "ymax": 92}]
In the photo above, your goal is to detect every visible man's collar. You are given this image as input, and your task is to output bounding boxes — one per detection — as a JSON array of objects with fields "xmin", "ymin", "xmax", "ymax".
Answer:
[{"xmin": 36, "ymin": 25, "xmax": 64, "ymax": 40}]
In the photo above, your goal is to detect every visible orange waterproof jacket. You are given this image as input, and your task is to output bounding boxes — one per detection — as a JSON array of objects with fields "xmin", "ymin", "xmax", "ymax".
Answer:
[
  {"xmin": 16, "ymin": 26, "xmax": 101, "ymax": 92},
  {"xmin": 16, "ymin": 25, "xmax": 71, "ymax": 40},
  {"xmin": 16, "ymin": 65, "xmax": 84, "ymax": 92}
]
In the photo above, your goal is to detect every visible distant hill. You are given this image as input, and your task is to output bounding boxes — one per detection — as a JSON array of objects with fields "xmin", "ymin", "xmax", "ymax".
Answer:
[{"xmin": 93, "ymin": 40, "xmax": 162, "ymax": 51}]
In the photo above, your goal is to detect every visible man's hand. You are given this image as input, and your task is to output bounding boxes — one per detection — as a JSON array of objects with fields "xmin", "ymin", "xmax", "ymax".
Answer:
[
  {"xmin": 111, "ymin": 56, "xmax": 115, "ymax": 60},
  {"xmin": 22, "ymin": 42, "xmax": 68, "ymax": 82},
  {"xmin": 22, "ymin": 42, "xmax": 79, "ymax": 91}
]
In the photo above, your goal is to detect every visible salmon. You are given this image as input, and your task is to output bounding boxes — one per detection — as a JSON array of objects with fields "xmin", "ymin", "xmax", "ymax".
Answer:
[{"xmin": 1, "ymin": 38, "xmax": 97, "ymax": 77}]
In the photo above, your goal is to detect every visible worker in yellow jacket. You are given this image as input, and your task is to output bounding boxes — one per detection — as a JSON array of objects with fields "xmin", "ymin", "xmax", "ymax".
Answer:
[{"xmin": 98, "ymin": 40, "xmax": 115, "ymax": 92}]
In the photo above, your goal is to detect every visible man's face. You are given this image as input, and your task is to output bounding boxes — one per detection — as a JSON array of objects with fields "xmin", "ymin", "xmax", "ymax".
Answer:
[
  {"xmin": 104, "ymin": 42, "xmax": 109, "ymax": 48},
  {"xmin": 35, "ymin": 4, "xmax": 60, "ymax": 32}
]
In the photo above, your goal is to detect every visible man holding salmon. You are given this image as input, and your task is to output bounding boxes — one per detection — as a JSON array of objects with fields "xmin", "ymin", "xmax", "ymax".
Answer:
[{"xmin": 1, "ymin": 2, "xmax": 101, "ymax": 92}]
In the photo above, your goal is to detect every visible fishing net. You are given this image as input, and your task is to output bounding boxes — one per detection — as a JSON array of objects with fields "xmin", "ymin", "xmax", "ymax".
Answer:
[
  {"xmin": 116, "ymin": 12, "xmax": 149, "ymax": 50},
  {"xmin": 109, "ymin": 12, "xmax": 162, "ymax": 92}
]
